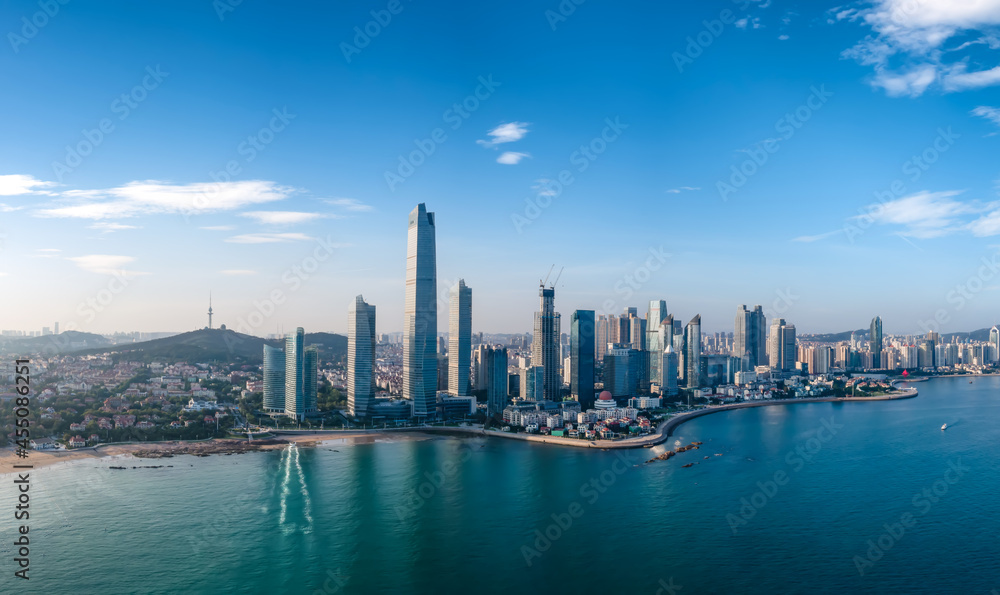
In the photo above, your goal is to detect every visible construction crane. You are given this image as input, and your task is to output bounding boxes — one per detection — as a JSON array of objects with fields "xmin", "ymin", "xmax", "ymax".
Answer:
[
  {"xmin": 551, "ymin": 266, "xmax": 564, "ymax": 289},
  {"xmin": 540, "ymin": 264, "xmax": 555, "ymax": 287}
]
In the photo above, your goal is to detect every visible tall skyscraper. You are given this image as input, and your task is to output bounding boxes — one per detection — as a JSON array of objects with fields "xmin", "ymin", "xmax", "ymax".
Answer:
[
  {"xmin": 304, "ymin": 347, "xmax": 318, "ymax": 413},
  {"xmin": 768, "ymin": 319, "xmax": 797, "ymax": 373},
  {"xmin": 348, "ymin": 295, "xmax": 377, "ymax": 417},
  {"xmin": 531, "ymin": 285, "xmax": 561, "ymax": 401},
  {"xmin": 263, "ymin": 344, "xmax": 285, "ymax": 412},
  {"xmin": 485, "ymin": 346, "xmax": 509, "ymax": 417},
  {"xmin": 990, "ymin": 326, "xmax": 1000, "ymax": 363},
  {"xmin": 448, "ymin": 280, "xmax": 472, "ymax": 397},
  {"xmin": 734, "ymin": 304, "xmax": 767, "ymax": 367},
  {"xmin": 870, "ymin": 316, "xmax": 883, "ymax": 369},
  {"xmin": 596, "ymin": 314, "xmax": 610, "ymax": 362},
  {"xmin": 646, "ymin": 300, "xmax": 668, "ymax": 385},
  {"xmin": 404, "ymin": 203, "xmax": 438, "ymax": 418},
  {"xmin": 285, "ymin": 327, "xmax": 309, "ymax": 420},
  {"xmin": 570, "ymin": 310, "xmax": 596, "ymax": 410},
  {"xmin": 662, "ymin": 344, "xmax": 679, "ymax": 396},
  {"xmin": 684, "ymin": 315, "xmax": 702, "ymax": 387}
]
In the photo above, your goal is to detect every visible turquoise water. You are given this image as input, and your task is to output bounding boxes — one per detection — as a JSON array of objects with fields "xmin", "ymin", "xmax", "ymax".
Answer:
[{"xmin": 3, "ymin": 376, "xmax": 999, "ymax": 594}]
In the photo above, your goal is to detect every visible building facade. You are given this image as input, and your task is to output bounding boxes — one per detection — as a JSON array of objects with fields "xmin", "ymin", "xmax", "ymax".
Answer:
[{"xmin": 404, "ymin": 203, "xmax": 438, "ymax": 418}]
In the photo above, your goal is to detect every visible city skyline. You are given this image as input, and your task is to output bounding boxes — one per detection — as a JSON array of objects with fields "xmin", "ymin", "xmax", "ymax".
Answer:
[{"xmin": 4, "ymin": 1, "xmax": 1000, "ymax": 335}]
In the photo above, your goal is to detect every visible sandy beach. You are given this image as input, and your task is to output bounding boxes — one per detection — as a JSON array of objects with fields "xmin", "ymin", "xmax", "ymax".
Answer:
[{"xmin": 0, "ymin": 431, "xmax": 432, "ymax": 475}]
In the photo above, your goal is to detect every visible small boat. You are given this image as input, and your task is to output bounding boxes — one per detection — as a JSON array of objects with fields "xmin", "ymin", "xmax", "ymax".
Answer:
[{"xmin": 941, "ymin": 423, "xmax": 948, "ymax": 431}]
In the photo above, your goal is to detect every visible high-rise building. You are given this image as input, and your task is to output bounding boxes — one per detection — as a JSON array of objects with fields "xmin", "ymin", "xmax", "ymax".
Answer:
[
  {"xmin": 263, "ymin": 344, "xmax": 285, "ymax": 412},
  {"xmin": 485, "ymin": 346, "xmax": 509, "ymax": 417},
  {"xmin": 662, "ymin": 344, "xmax": 679, "ymax": 396},
  {"xmin": 768, "ymin": 319, "xmax": 797, "ymax": 373},
  {"xmin": 991, "ymin": 326, "xmax": 1000, "ymax": 363},
  {"xmin": 404, "ymin": 203, "xmax": 438, "ymax": 418},
  {"xmin": 734, "ymin": 304, "xmax": 767, "ymax": 367},
  {"xmin": 304, "ymin": 347, "xmax": 318, "ymax": 413},
  {"xmin": 284, "ymin": 327, "xmax": 309, "ymax": 420},
  {"xmin": 683, "ymin": 315, "xmax": 702, "ymax": 387},
  {"xmin": 570, "ymin": 310, "xmax": 596, "ymax": 410},
  {"xmin": 531, "ymin": 285, "xmax": 561, "ymax": 401},
  {"xmin": 472, "ymin": 344, "xmax": 489, "ymax": 390},
  {"xmin": 629, "ymin": 315, "xmax": 646, "ymax": 351},
  {"xmin": 646, "ymin": 300, "xmax": 668, "ymax": 384},
  {"xmin": 870, "ymin": 316, "xmax": 883, "ymax": 369},
  {"xmin": 348, "ymin": 295, "xmax": 377, "ymax": 417},
  {"xmin": 54, "ymin": 322, "xmax": 59, "ymax": 335},
  {"xmin": 604, "ymin": 347, "xmax": 640, "ymax": 397},
  {"xmin": 448, "ymin": 279, "xmax": 472, "ymax": 396},
  {"xmin": 520, "ymin": 365, "xmax": 544, "ymax": 402}
]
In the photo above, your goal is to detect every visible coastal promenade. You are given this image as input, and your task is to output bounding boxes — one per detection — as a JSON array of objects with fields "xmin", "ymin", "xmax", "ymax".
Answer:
[{"xmin": 377, "ymin": 385, "xmax": 919, "ymax": 450}]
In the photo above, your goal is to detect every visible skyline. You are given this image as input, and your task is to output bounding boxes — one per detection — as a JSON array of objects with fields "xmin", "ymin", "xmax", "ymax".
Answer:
[{"xmin": 3, "ymin": 0, "xmax": 1000, "ymax": 335}]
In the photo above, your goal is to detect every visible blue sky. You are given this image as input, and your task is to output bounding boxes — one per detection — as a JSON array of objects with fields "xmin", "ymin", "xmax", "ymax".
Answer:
[{"xmin": 2, "ymin": 0, "xmax": 1000, "ymax": 336}]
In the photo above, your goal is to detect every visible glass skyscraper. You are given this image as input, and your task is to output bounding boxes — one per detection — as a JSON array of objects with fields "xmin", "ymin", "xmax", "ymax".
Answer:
[
  {"xmin": 570, "ymin": 310, "xmax": 595, "ymax": 410},
  {"xmin": 348, "ymin": 295, "xmax": 377, "ymax": 417},
  {"xmin": 448, "ymin": 279, "xmax": 472, "ymax": 397},
  {"xmin": 531, "ymin": 285, "xmax": 561, "ymax": 401},
  {"xmin": 870, "ymin": 316, "xmax": 883, "ymax": 369},
  {"xmin": 285, "ymin": 327, "xmax": 313, "ymax": 420},
  {"xmin": 404, "ymin": 203, "xmax": 438, "ymax": 418},
  {"xmin": 263, "ymin": 344, "xmax": 285, "ymax": 412}
]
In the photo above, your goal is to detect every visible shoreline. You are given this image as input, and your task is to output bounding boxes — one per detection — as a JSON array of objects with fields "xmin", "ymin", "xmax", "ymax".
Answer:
[
  {"xmin": 0, "ymin": 384, "xmax": 922, "ymax": 472},
  {"xmin": 0, "ymin": 431, "xmax": 432, "ymax": 475}
]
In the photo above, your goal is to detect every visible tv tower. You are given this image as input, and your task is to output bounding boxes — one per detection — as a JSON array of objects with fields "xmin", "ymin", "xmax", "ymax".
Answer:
[{"xmin": 207, "ymin": 292, "xmax": 213, "ymax": 329}]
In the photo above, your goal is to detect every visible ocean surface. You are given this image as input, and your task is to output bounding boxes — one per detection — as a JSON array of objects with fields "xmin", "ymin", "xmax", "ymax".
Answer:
[{"xmin": 3, "ymin": 375, "xmax": 999, "ymax": 594}]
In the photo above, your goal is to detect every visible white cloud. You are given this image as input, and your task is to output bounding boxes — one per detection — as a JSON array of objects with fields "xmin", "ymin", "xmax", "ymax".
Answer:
[
  {"xmin": 666, "ymin": 186, "xmax": 700, "ymax": 194},
  {"xmin": 841, "ymin": 0, "xmax": 1000, "ymax": 96},
  {"xmin": 326, "ymin": 198, "xmax": 373, "ymax": 212},
  {"xmin": 220, "ymin": 269, "xmax": 257, "ymax": 276},
  {"xmin": 0, "ymin": 174, "xmax": 57, "ymax": 196},
  {"xmin": 37, "ymin": 248, "xmax": 61, "ymax": 253},
  {"xmin": 224, "ymin": 233, "xmax": 313, "ymax": 244},
  {"xmin": 792, "ymin": 229, "xmax": 845, "ymax": 242},
  {"xmin": 240, "ymin": 211, "xmax": 326, "ymax": 225},
  {"xmin": 497, "ymin": 151, "xmax": 530, "ymax": 165},
  {"xmin": 0, "ymin": 203, "xmax": 23, "ymax": 212},
  {"xmin": 972, "ymin": 105, "xmax": 1000, "ymax": 127},
  {"xmin": 68, "ymin": 254, "xmax": 148, "ymax": 276},
  {"xmin": 200, "ymin": 225, "xmax": 235, "ymax": 231},
  {"xmin": 477, "ymin": 122, "xmax": 529, "ymax": 147},
  {"xmin": 35, "ymin": 180, "xmax": 293, "ymax": 219},
  {"xmin": 89, "ymin": 221, "xmax": 139, "ymax": 233},
  {"xmin": 778, "ymin": 34, "xmax": 790, "ymax": 40},
  {"xmin": 859, "ymin": 190, "xmax": 992, "ymax": 238}
]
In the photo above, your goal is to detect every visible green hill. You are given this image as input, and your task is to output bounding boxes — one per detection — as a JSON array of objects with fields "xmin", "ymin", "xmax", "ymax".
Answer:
[{"xmin": 0, "ymin": 330, "xmax": 112, "ymax": 356}]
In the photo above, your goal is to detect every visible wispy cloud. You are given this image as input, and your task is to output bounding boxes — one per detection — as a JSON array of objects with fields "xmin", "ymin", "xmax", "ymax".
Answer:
[
  {"xmin": 89, "ymin": 221, "xmax": 139, "ymax": 233},
  {"xmin": 477, "ymin": 122, "xmax": 529, "ymax": 148},
  {"xmin": 34, "ymin": 180, "xmax": 293, "ymax": 219},
  {"xmin": 68, "ymin": 254, "xmax": 148, "ymax": 276},
  {"xmin": 0, "ymin": 203, "xmax": 24, "ymax": 212},
  {"xmin": 240, "ymin": 211, "xmax": 326, "ymax": 225},
  {"xmin": 666, "ymin": 186, "xmax": 700, "ymax": 194},
  {"xmin": 200, "ymin": 225, "xmax": 235, "ymax": 231},
  {"xmin": 325, "ymin": 198, "xmax": 373, "ymax": 212},
  {"xmin": 971, "ymin": 105, "xmax": 1000, "ymax": 126},
  {"xmin": 220, "ymin": 269, "xmax": 257, "ymax": 276},
  {"xmin": 860, "ymin": 190, "xmax": 994, "ymax": 238},
  {"xmin": 792, "ymin": 229, "xmax": 845, "ymax": 242},
  {"xmin": 497, "ymin": 151, "xmax": 530, "ymax": 165},
  {"xmin": 224, "ymin": 232, "xmax": 313, "ymax": 244},
  {"xmin": 839, "ymin": 0, "xmax": 1000, "ymax": 96},
  {"xmin": 0, "ymin": 174, "xmax": 57, "ymax": 196}
]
